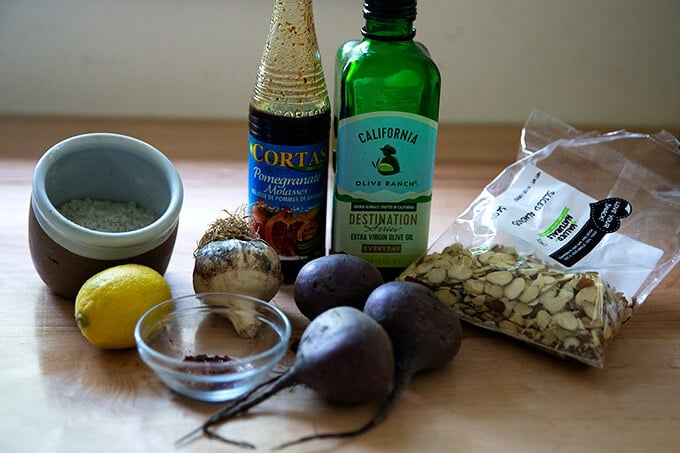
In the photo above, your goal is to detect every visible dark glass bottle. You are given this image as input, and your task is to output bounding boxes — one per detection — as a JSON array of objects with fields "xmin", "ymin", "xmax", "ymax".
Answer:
[
  {"xmin": 331, "ymin": 0, "xmax": 441, "ymax": 281},
  {"xmin": 248, "ymin": 0, "xmax": 331, "ymax": 282}
]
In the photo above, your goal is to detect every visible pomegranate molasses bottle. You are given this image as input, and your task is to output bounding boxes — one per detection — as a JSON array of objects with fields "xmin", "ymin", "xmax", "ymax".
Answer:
[
  {"xmin": 331, "ymin": 0, "xmax": 441, "ymax": 281},
  {"xmin": 248, "ymin": 0, "xmax": 331, "ymax": 282}
]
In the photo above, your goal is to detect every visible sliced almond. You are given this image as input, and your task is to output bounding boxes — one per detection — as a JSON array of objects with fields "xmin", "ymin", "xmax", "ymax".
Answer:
[
  {"xmin": 400, "ymin": 242, "xmax": 624, "ymax": 368},
  {"xmin": 484, "ymin": 282, "xmax": 504, "ymax": 299},
  {"xmin": 519, "ymin": 284, "xmax": 540, "ymax": 304},
  {"xmin": 534, "ymin": 310, "xmax": 552, "ymax": 331},
  {"xmin": 575, "ymin": 285, "xmax": 598, "ymax": 307},
  {"xmin": 464, "ymin": 279, "xmax": 485, "ymax": 296},
  {"xmin": 504, "ymin": 277, "xmax": 526, "ymax": 300},
  {"xmin": 486, "ymin": 270, "xmax": 513, "ymax": 286},
  {"xmin": 498, "ymin": 320, "xmax": 518, "ymax": 334},
  {"xmin": 470, "ymin": 295, "xmax": 487, "ymax": 307},
  {"xmin": 427, "ymin": 267, "xmax": 447, "ymax": 284},
  {"xmin": 509, "ymin": 312, "xmax": 525, "ymax": 327},
  {"xmin": 414, "ymin": 261, "xmax": 434, "ymax": 274},
  {"xmin": 447, "ymin": 263, "xmax": 473, "ymax": 281},
  {"xmin": 551, "ymin": 312, "xmax": 579, "ymax": 331},
  {"xmin": 513, "ymin": 302, "xmax": 534, "ymax": 316},
  {"xmin": 563, "ymin": 336, "xmax": 580, "ymax": 349},
  {"xmin": 543, "ymin": 293, "xmax": 572, "ymax": 314}
]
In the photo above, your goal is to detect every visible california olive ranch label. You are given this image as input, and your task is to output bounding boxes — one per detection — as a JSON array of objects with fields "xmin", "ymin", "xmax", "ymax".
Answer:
[{"xmin": 332, "ymin": 111, "xmax": 438, "ymax": 269}]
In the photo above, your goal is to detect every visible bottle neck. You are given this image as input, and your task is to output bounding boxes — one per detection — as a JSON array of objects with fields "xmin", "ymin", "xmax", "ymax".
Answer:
[
  {"xmin": 252, "ymin": 0, "xmax": 329, "ymax": 115},
  {"xmin": 362, "ymin": 16, "xmax": 415, "ymax": 41}
]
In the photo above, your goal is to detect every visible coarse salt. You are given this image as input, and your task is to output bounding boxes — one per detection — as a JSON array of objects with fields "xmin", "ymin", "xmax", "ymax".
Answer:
[{"xmin": 57, "ymin": 198, "xmax": 159, "ymax": 232}]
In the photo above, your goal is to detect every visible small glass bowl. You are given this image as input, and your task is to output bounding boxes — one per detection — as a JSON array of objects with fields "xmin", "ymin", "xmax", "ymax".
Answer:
[{"xmin": 135, "ymin": 293, "xmax": 291, "ymax": 402}]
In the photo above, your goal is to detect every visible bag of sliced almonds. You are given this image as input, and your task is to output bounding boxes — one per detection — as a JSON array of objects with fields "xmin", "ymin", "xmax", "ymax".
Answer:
[{"xmin": 400, "ymin": 110, "xmax": 680, "ymax": 367}]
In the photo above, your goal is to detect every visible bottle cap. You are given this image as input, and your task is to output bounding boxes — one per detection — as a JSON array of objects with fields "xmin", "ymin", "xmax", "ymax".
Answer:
[{"xmin": 363, "ymin": 0, "xmax": 417, "ymax": 20}]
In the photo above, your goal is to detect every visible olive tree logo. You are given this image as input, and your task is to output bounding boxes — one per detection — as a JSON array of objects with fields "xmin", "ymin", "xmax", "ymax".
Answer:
[{"xmin": 372, "ymin": 144, "xmax": 400, "ymax": 176}]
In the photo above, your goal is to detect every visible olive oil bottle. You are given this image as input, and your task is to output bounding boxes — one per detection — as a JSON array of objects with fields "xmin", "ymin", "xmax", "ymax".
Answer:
[
  {"xmin": 331, "ymin": 0, "xmax": 441, "ymax": 280},
  {"xmin": 248, "ymin": 0, "xmax": 331, "ymax": 282}
]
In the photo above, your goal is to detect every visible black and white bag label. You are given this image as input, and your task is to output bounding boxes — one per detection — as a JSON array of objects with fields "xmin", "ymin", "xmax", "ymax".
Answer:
[
  {"xmin": 548, "ymin": 197, "xmax": 631, "ymax": 267},
  {"xmin": 491, "ymin": 164, "xmax": 662, "ymax": 297}
]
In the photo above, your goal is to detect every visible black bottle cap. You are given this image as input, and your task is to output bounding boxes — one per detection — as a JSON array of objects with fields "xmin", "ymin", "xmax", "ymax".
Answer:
[{"xmin": 363, "ymin": 0, "xmax": 417, "ymax": 20}]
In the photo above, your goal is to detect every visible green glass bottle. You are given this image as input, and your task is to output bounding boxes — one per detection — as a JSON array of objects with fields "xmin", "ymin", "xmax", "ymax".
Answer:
[{"xmin": 331, "ymin": 0, "xmax": 441, "ymax": 280}]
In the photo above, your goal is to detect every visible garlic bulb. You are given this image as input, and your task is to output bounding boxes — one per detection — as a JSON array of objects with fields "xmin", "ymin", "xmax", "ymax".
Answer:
[
  {"xmin": 193, "ymin": 239, "xmax": 283, "ymax": 339},
  {"xmin": 193, "ymin": 239, "xmax": 283, "ymax": 301},
  {"xmin": 192, "ymin": 208, "xmax": 284, "ymax": 338}
]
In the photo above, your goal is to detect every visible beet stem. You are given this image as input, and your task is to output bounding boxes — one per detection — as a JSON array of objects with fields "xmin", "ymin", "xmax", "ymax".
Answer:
[
  {"xmin": 175, "ymin": 373, "xmax": 284, "ymax": 447},
  {"xmin": 273, "ymin": 370, "xmax": 413, "ymax": 451},
  {"xmin": 177, "ymin": 370, "xmax": 298, "ymax": 447},
  {"xmin": 203, "ymin": 432, "xmax": 256, "ymax": 450}
]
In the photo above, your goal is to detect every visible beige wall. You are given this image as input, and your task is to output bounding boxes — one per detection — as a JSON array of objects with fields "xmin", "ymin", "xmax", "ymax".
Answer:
[{"xmin": 1, "ymin": 0, "xmax": 678, "ymax": 127}]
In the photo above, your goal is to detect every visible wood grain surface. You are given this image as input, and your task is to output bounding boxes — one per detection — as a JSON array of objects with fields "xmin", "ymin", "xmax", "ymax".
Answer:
[{"xmin": 0, "ymin": 116, "xmax": 678, "ymax": 453}]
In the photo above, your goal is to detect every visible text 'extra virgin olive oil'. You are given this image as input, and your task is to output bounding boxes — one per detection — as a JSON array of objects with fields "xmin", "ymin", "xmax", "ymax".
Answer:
[
  {"xmin": 332, "ymin": 0, "xmax": 441, "ymax": 280},
  {"xmin": 248, "ymin": 0, "xmax": 331, "ymax": 282}
]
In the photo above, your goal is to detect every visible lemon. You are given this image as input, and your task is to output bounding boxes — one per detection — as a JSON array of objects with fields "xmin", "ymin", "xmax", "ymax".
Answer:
[{"xmin": 75, "ymin": 264, "xmax": 172, "ymax": 349}]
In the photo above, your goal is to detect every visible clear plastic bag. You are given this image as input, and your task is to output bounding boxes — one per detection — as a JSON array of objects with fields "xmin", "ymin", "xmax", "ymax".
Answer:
[{"xmin": 400, "ymin": 109, "xmax": 680, "ymax": 367}]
